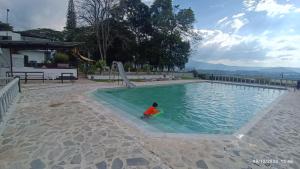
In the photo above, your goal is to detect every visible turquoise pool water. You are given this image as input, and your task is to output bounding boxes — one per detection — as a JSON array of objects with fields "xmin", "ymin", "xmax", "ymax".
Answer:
[{"xmin": 93, "ymin": 82, "xmax": 284, "ymax": 134}]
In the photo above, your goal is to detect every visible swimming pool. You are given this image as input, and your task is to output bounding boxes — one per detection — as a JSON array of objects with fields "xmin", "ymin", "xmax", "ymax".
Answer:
[{"xmin": 92, "ymin": 82, "xmax": 285, "ymax": 134}]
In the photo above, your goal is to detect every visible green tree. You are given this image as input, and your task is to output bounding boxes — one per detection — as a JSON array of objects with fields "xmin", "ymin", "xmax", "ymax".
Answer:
[
  {"xmin": 112, "ymin": 0, "xmax": 152, "ymax": 68},
  {"xmin": 150, "ymin": 0, "xmax": 174, "ymax": 33},
  {"xmin": 77, "ymin": 0, "xmax": 118, "ymax": 61},
  {"xmin": 149, "ymin": 0, "xmax": 195, "ymax": 71},
  {"xmin": 107, "ymin": 20, "xmax": 136, "ymax": 65},
  {"xmin": 72, "ymin": 26, "xmax": 99, "ymax": 60},
  {"xmin": 66, "ymin": 0, "xmax": 77, "ymax": 30},
  {"xmin": 95, "ymin": 59, "xmax": 107, "ymax": 74},
  {"xmin": 115, "ymin": 0, "xmax": 152, "ymax": 42},
  {"xmin": 65, "ymin": 0, "xmax": 77, "ymax": 41},
  {"xmin": 0, "ymin": 21, "xmax": 13, "ymax": 31},
  {"xmin": 69, "ymin": 0, "xmax": 195, "ymax": 71},
  {"xmin": 176, "ymin": 8, "xmax": 195, "ymax": 32}
]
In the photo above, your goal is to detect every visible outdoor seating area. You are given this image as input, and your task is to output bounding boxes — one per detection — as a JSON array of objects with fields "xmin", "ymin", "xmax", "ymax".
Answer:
[{"xmin": 6, "ymin": 69, "xmax": 77, "ymax": 84}]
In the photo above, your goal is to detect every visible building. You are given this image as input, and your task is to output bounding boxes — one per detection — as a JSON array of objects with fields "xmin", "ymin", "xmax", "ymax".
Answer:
[
  {"xmin": 0, "ymin": 31, "xmax": 54, "ymax": 69},
  {"xmin": 0, "ymin": 31, "xmax": 82, "ymax": 80}
]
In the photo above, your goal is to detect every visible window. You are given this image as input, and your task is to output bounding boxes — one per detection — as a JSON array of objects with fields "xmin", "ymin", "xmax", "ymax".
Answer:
[
  {"xmin": 0, "ymin": 36, "xmax": 12, "ymax": 40},
  {"xmin": 24, "ymin": 55, "xmax": 29, "ymax": 67}
]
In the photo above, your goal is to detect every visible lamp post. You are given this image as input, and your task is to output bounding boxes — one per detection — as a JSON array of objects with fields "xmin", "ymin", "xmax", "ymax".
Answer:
[
  {"xmin": 6, "ymin": 9, "xmax": 10, "ymax": 37},
  {"xmin": 6, "ymin": 9, "xmax": 9, "ymax": 23}
]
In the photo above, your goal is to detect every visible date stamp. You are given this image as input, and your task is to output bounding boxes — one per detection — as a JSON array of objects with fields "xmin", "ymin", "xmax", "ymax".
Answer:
[{"xmin": 252, "ymin": 159, "xmax": 293, "ymax": 164}]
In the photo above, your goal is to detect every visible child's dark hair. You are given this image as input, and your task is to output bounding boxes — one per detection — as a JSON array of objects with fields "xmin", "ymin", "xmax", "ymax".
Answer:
[{"xmin": 152, "ymin": 102, "xmax": 158, "ymax": 107}]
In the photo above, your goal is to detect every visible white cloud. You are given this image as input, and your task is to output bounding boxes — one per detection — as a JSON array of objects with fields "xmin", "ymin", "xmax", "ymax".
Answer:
[
  {"xmin": 0, "ymin": 0, "xmax": 68, "ymax": 31},
  {"xmin": 233, "ymin": 13, "xmax": 246, "ymax": 18},
  {"xmin": 244, "ymin": 0, "xmax": 257, "ymax": 11},
  {"xmin": 244, "ymin": 0, "xmax": 300, "ymax": 17},
  {"xmin": 217, "ymin": 13, "xmax": 248, "ymax": 33},
  {"xmin": 231, "ymin": 18, "xmax": 247, "ymax": 33},
  {"xmin": 191, "ymin": 29, "xmax": 263, "ymax": 59},
  {"xmin": 217, "ymin": 17, "xmax": 228, "ymax": 24},
  {"xmin": 190, "ymin": 29, "xmax": 300, "ymax": 67},
  {"xmin": 259, "ymin": 34, "xmax": 300, "ymax": 64},
  {"xmin": 0, "ymin": 0, "xmax": 155, "ymax": 31}
]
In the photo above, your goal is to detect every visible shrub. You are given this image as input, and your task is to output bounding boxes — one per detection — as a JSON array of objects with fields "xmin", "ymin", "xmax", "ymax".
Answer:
[
  {"xmin": 86, "ymin": 64, "xmax": 97, "ymax": 75},
  {"xmin": 95, "ymin": 60, "xmax": 106, "ymax": 74},
  {"xmin": 79, "ymin": 63, "xmax": 97, "ymax": 75},
  {"xmin": 54, "ymin": 52, "xmax": 69, "ymax": 63},
  {"xmin": 124, "ymin": 62, "xmax": 133, "ymax": 72}
]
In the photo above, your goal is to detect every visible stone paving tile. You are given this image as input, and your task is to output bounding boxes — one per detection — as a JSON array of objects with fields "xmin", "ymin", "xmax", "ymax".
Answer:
[
  {"xmin": 0, "ymin": 81, "xmax": 299, "ymax": 169},
  {"xmin": 0, "ymin": 82, "xmax": 171, "ymax": 169}
]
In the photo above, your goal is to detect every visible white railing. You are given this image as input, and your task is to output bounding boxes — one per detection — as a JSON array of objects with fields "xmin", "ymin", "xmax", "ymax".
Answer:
[
  {"xmin": 0, "ymin": 77, "xmax": 20, "ymax": 123},
  {"xmin": 206, "ymin": 74, "xmax": 298, "ymax": 89}
]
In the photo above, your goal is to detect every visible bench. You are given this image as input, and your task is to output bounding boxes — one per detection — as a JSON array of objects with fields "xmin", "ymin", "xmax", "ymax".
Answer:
[
  {"xmin": 6, "ymin": 72, "xmax": 45, "ymax": 84},
  {"xmin": 60, "ymin": 73, "xmax": 75, "ymax": 83}
]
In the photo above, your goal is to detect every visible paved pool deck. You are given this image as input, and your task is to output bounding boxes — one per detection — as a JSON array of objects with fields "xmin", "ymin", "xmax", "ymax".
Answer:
[{"xmin": 0, "ymin": 80, "xmax": 299, "ymax": 169}]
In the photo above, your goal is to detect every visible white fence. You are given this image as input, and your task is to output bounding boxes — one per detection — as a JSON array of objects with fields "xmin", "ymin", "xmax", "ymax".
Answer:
[
  {"xmin": 12, "ymin": 67, "xmax": 78, "ymax": 79},
  {"xmin": 0, "ymin": 78, "xmax": 20, "ymax": 123}
]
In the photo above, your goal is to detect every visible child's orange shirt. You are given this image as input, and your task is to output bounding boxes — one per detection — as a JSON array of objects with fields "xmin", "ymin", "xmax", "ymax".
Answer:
[{"xmin": 144, "ymin": 106, "xmax": 159, "ymax": 115}]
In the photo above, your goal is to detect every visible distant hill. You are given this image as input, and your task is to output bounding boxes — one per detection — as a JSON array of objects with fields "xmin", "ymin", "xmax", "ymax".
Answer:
[
  {"xmin": 18, "ymin": 28, "xmax": 64, "ymax": 41},
  {"xmin": 186, "ymin": 60, "xmax": 300, "ymax": 80},
  {"xmin": 186, "ymin": 60, "xmax": 300, "ymax": 73}
]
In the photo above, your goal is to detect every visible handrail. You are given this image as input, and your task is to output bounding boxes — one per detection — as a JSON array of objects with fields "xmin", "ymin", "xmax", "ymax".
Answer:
[
  {"xmin": 0, "ymin": 77, "xmax": 13, "ymax": 80},
  {"xmin": 6, "ymin": 71, "xmax": 45, "ymax": 84},
  {"xmin": 0, "ymin": 78, "xmax": 20, "ymax": 123}
]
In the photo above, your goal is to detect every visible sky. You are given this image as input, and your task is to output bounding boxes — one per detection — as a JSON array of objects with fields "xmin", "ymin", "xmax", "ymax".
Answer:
[{"xmin": 0, "ymin": 0, "xmax": 299, "ymax": 68}]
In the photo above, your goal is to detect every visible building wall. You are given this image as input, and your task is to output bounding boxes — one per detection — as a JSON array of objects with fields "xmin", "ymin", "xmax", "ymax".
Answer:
[
  {"xmin": 0, "ymin": 31, "xmax": 21, "ymax": 40},
  {"xmin": 12, "ymin": 54, "xmax": 24, "ymax": 67},
  {"xmin": 0, "ymin": 48, "xmax": 10, "ymax": 67},
  {"xmin": 0, "ymin": 48, "xmax": 10, "ymax": 77},
  {"xmin": 0, "ymin": 48, "xmax": 46, "ymax": 70},
  {"xmin": 0, "ymin": 31, "xmax": 48, "ymax": 68},
  {"xmin": 0, "ymin": 68, "xmax": 9, "ymax": 77},
  {"xmin": 18, "ymin": 50, "xmax": 46, "ymax": 64}
]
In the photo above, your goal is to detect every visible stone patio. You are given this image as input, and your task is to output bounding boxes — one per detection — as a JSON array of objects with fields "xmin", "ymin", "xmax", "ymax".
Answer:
[{"xmin": 0, "ymin": 80, "xmax": 299, "ymax": 169}]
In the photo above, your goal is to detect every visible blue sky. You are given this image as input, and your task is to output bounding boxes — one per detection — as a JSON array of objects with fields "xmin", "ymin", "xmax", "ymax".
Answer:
[
  {"xmin": 0, "ymin": 0, "xmax": 300, "ymax": 67},
  {"xmin": 170, "ymin": 0, "xmax": 300, "ymax": 68}
]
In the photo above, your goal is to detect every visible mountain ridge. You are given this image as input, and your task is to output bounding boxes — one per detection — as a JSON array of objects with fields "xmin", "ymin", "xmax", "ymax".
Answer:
[{"xmin": 186, "ymin": 60, "xmax": 300, "ymax": 73}]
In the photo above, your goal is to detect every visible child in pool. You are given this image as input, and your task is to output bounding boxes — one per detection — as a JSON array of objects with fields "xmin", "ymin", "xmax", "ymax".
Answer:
[{"xmin": 141, "ymin": 102, "xmax": 160, "ymax": 119}]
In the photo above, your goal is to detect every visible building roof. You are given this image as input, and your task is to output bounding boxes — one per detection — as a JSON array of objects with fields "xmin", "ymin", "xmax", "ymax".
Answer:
[{"xmin": 0, "ymin": 40, "xmax": 83, "ymax": 50}]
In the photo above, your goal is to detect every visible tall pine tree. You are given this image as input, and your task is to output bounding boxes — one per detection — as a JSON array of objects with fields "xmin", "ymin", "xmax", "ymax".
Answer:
[{"xmin": 66, "ymin": 0, "xmax": 76, "ymax": 30}]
